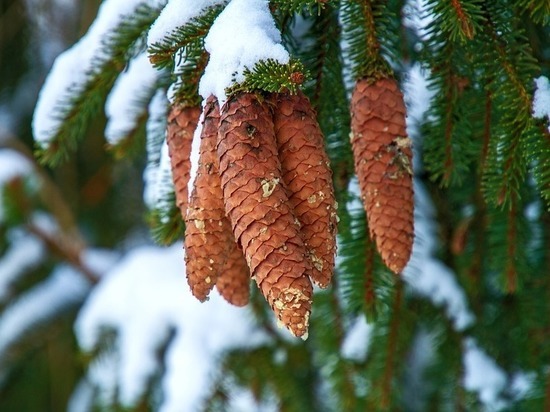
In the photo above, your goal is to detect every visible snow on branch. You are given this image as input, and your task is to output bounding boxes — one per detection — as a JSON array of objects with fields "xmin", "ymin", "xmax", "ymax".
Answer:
[
  {"xmin": 32, "ymin": 0, "xmax": 166, "ymax": 163},
  {"xmin": 105, "ymin": 53, "xmax": 160, "ymax": 147},
  {"xmin": 533, "ymin": 76, "xmax": 550, "ymax": 132},
  {"xmin": 402, "ymin": 65, "xmax": 474, "ymax": 331},
  {"xmin": 199, "ymin": 0, "xmax": 290, "ymax": 103},
  {"xmin": 75, "ymin": 245, "xmax": 267, "ymax": 411},
  {"xmin": 147, "ymin": 0, "xmax": 227, "ymax": 48}
]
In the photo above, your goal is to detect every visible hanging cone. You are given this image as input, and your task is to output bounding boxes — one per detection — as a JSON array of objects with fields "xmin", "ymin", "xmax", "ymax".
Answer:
[
  {"xmin": 166, "ymin": 104, "xmax": 201, "ymax": 219},
  {"xmin": 185, "ymin": 97, "xmax": 233, "ymax": 301},
  {"xmin": 350, "ymin": 77, "xmax": 414, "ymax": 274},
  {"xmin": 218, "ymin": 92, "xmax": 313, "ymax": 338},
  {"xmin": 215, "ymin": 242, "xmax": 250, "ymax": 307},
  {"xmin": 272, "ymin": 91, "xmax": 338, "ymax": 288}
]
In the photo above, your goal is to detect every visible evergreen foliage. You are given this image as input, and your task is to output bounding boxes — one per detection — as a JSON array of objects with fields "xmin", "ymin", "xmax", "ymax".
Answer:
[
  {"xmin": 225, "ymin": 59, "xmax": 307, "ymax": 96},
  {"xmin": 1, "ymin": 0, "xmax": 550, "ymax": 411}
]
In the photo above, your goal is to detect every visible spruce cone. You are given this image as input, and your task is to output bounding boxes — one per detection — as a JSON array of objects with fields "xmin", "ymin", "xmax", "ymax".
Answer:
[
  {"xmin": 350, "ymin": 77, "xmax": 414, "ymax": 274},
  {"xmin": 218, "ymin": 92, "xmax": 313, "ymax": 338},
  {"xmin": 215, "ymin": 242, "xmax": 250, "ymax": 307},
  {"xmin": 166, "ymin": 104, "xmax": 201, "ymax": 219},
  {"xmin": 272, "ymin": 91, "xmax": 338, "ymax": 288},
  {"xmin": 185, "ymin": 98, "xmax": 232, "ymax": 301}
]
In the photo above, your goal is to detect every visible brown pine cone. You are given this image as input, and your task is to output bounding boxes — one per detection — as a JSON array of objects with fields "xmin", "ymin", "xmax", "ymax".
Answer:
[
  {"xmin": 185, "ymin": 97, "xmax": 232, "ymax": 301},
  {"xmin": 215, "ymin": 242, "xmax": 250, "ymax": 307},
  {"xmin": 350, "ymin": 77, "xmax": 414, "ymax": 274},
  {"xmin": 272, "ymin": 91, "xmax": 338, "ymax": 288},
  {"xmin": 218, "ymin": 92, "xmax": 313, "ymax": 338},
  {"xmin": 166, "ymin": 104, "xmax": 201, "ymax": 219}
]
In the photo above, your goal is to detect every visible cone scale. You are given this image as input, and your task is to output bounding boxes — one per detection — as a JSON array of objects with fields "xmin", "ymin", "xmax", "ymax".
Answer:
[
  {"xmin": 185, "ymin": 98, "xmax": 237, "ymax": 301},
  {"xmin": 218, "ymin": 92, "xmax": 313, "ymax": 338},
  {"xmin": 166, "ymin": 105, "xmax": 201, "ymax": 219},
  {"xmin": 215, "ymin": 241, "xmax": 250, "ymax": 307},
  {"xmin": 272, "ymin": 91, "xmax": 338, "ymax": 288},
  {"xmin": 350, "ymin": 77, "xmax": 414, "ymax": 274}
]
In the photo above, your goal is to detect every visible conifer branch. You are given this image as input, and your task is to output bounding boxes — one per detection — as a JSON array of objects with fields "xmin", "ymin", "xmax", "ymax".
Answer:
[
  {"xmin": 449, "ymin": 0, "xmax": 476, "ymax": 39},
  {"xmin": 270, "ymin": 0, "xmax": 330, "ymax": 14},
  {"xmin": 442, "ymin": 75, "xmax": 458, "ymax": 184},
  {"xmin": 170, "ymin": 48, "xmax": 209, "ymax": 107},
  {"xmin": 516, "ymin": 0, "xmax": 550, "ymax": 25},
  {"xmin": 340, "ymin": 0, "xmax": 392, "ymax": 80},
  {"xmin": 225, "ymin": 59, "xmax": 307, "ymax": 96},
  {"xmin": 433, "ymin": 0, "xmax": 485, "ymax": 42},
  {"xmin": 147, "ymin": 4, "xmax": 225, "ymax": 70},
  {"xmin": 147, "ymin": 199, "xmax": 185, "ymax": 246}
]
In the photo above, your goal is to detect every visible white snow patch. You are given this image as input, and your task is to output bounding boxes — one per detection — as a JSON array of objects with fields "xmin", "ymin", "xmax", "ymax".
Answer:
[
  {"xmin": 150, "ymin": 138, "xmax": 175, "ymax": 216},
  {"xmin": 341, "ymin": 315, "xmax": 372, "ymax": 362},
  {"xmin": 75, "ymin": 245, "xmax": 267, "ymax": 411},
  {"xmin": 33, "ymin": 0, "xmax": 166, "ymax": 147},
  {"xmin": 403, "ymin": 0, "xmax": 434, "ymax": 44},
  {"xmin": 226, "ymin": 387, "xmax": 278, "ymax": 412},
  {"xmin": 509, "ymin": 371, "xmax": 535, "ymax": 401},
  {"xmin": 186, "ymin": 106, "xmax": 206, "ymax": 209},
  {"xmin": 67, "ymin": 378, "xmax": 95, "ymax": 412},
  {"xmin": 533, "ymin": 76, "xmax": 550, "ymax": 132},
  {"xmin": 404, "ymin": 63, "xmax": 433, "ymax": 127},
  {"xmin": 0, "ymin": 231, "xmax": 45, "ymax": 303},
  {"xmin": 148, "ymin": 0, "xmax": 225, "ymax": 47},
  {"xmin": 403, "ymin": 182, "xmax": 475, "ymax": 331},
  {"xmin": 199, "ymin": 0, "xmax": 289, "ymax": 104},
  {"xmin": 463, "ymin": 338, "xmax": 507, "ymax": 409},
  {"xmin": 105, "ymin": 53, "xmax": 160, "ymax": 146},
  {"xmin": 0, "ymin": 246, "xmax": 116, "ymax": 364},
  {"xmin": 143, "ymin": 90, "xmax": 169, "ymax": 209}
]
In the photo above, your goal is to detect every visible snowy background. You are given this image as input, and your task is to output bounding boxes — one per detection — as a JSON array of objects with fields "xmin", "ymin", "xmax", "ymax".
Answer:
[{"xmin": 0, "ymin": 0, "xmax": 548, "ymax": 411}]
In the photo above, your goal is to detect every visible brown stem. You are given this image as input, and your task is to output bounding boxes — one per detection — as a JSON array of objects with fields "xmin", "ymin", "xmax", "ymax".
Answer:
[
  {"xmin": 450, "ymin": 0, "xmax": 475, "ymax": 39},
  {"xmin": 25, "ymin": 223, "xmax": 99, "ymax": 285},
  {"xmin": 361, "ymin": 0, "xmax": 382, "ymax": 63}
]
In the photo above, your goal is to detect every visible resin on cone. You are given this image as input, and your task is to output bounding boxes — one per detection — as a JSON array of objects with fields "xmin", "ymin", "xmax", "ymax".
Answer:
[
  {"xmin": 185, "ymin": 97, "xmax": 235, "ymax": 301},
  {"xmin": 215, "ymin": 242, "xmax": 250, "ymax": 307},
  {"xmin": 218, "ymin": 92, "xmax": 313, "ymax": 338},
  {"xmin": 350, "ymin": 77, "xmax": 414, "ymax": 274},
  {"xmin": 272, "ymin": 91, "xmax": 338, "ymax": 288},
  {"xmin": 166, "ymin": 104, "xmax": 201, "ymax": 219}
]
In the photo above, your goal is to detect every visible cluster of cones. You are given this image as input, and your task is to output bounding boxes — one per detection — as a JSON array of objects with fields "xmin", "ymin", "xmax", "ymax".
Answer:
[
  {"xmin": 165, "ymin": 75, "xmax": 414, "ymax": 338},
  {"xmin": 166, "ymin": 91, "xmax": 338, "ymax": 338}
]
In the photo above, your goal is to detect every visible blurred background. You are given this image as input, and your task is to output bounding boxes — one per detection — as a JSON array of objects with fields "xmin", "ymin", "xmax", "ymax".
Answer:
[
  {"xmin": 1, "ymin": 1, "xmax": 549, "ymax": 411},
  {"xmin": 0, "ymin": 1, "xmax": 144, "ymax": 409}
]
